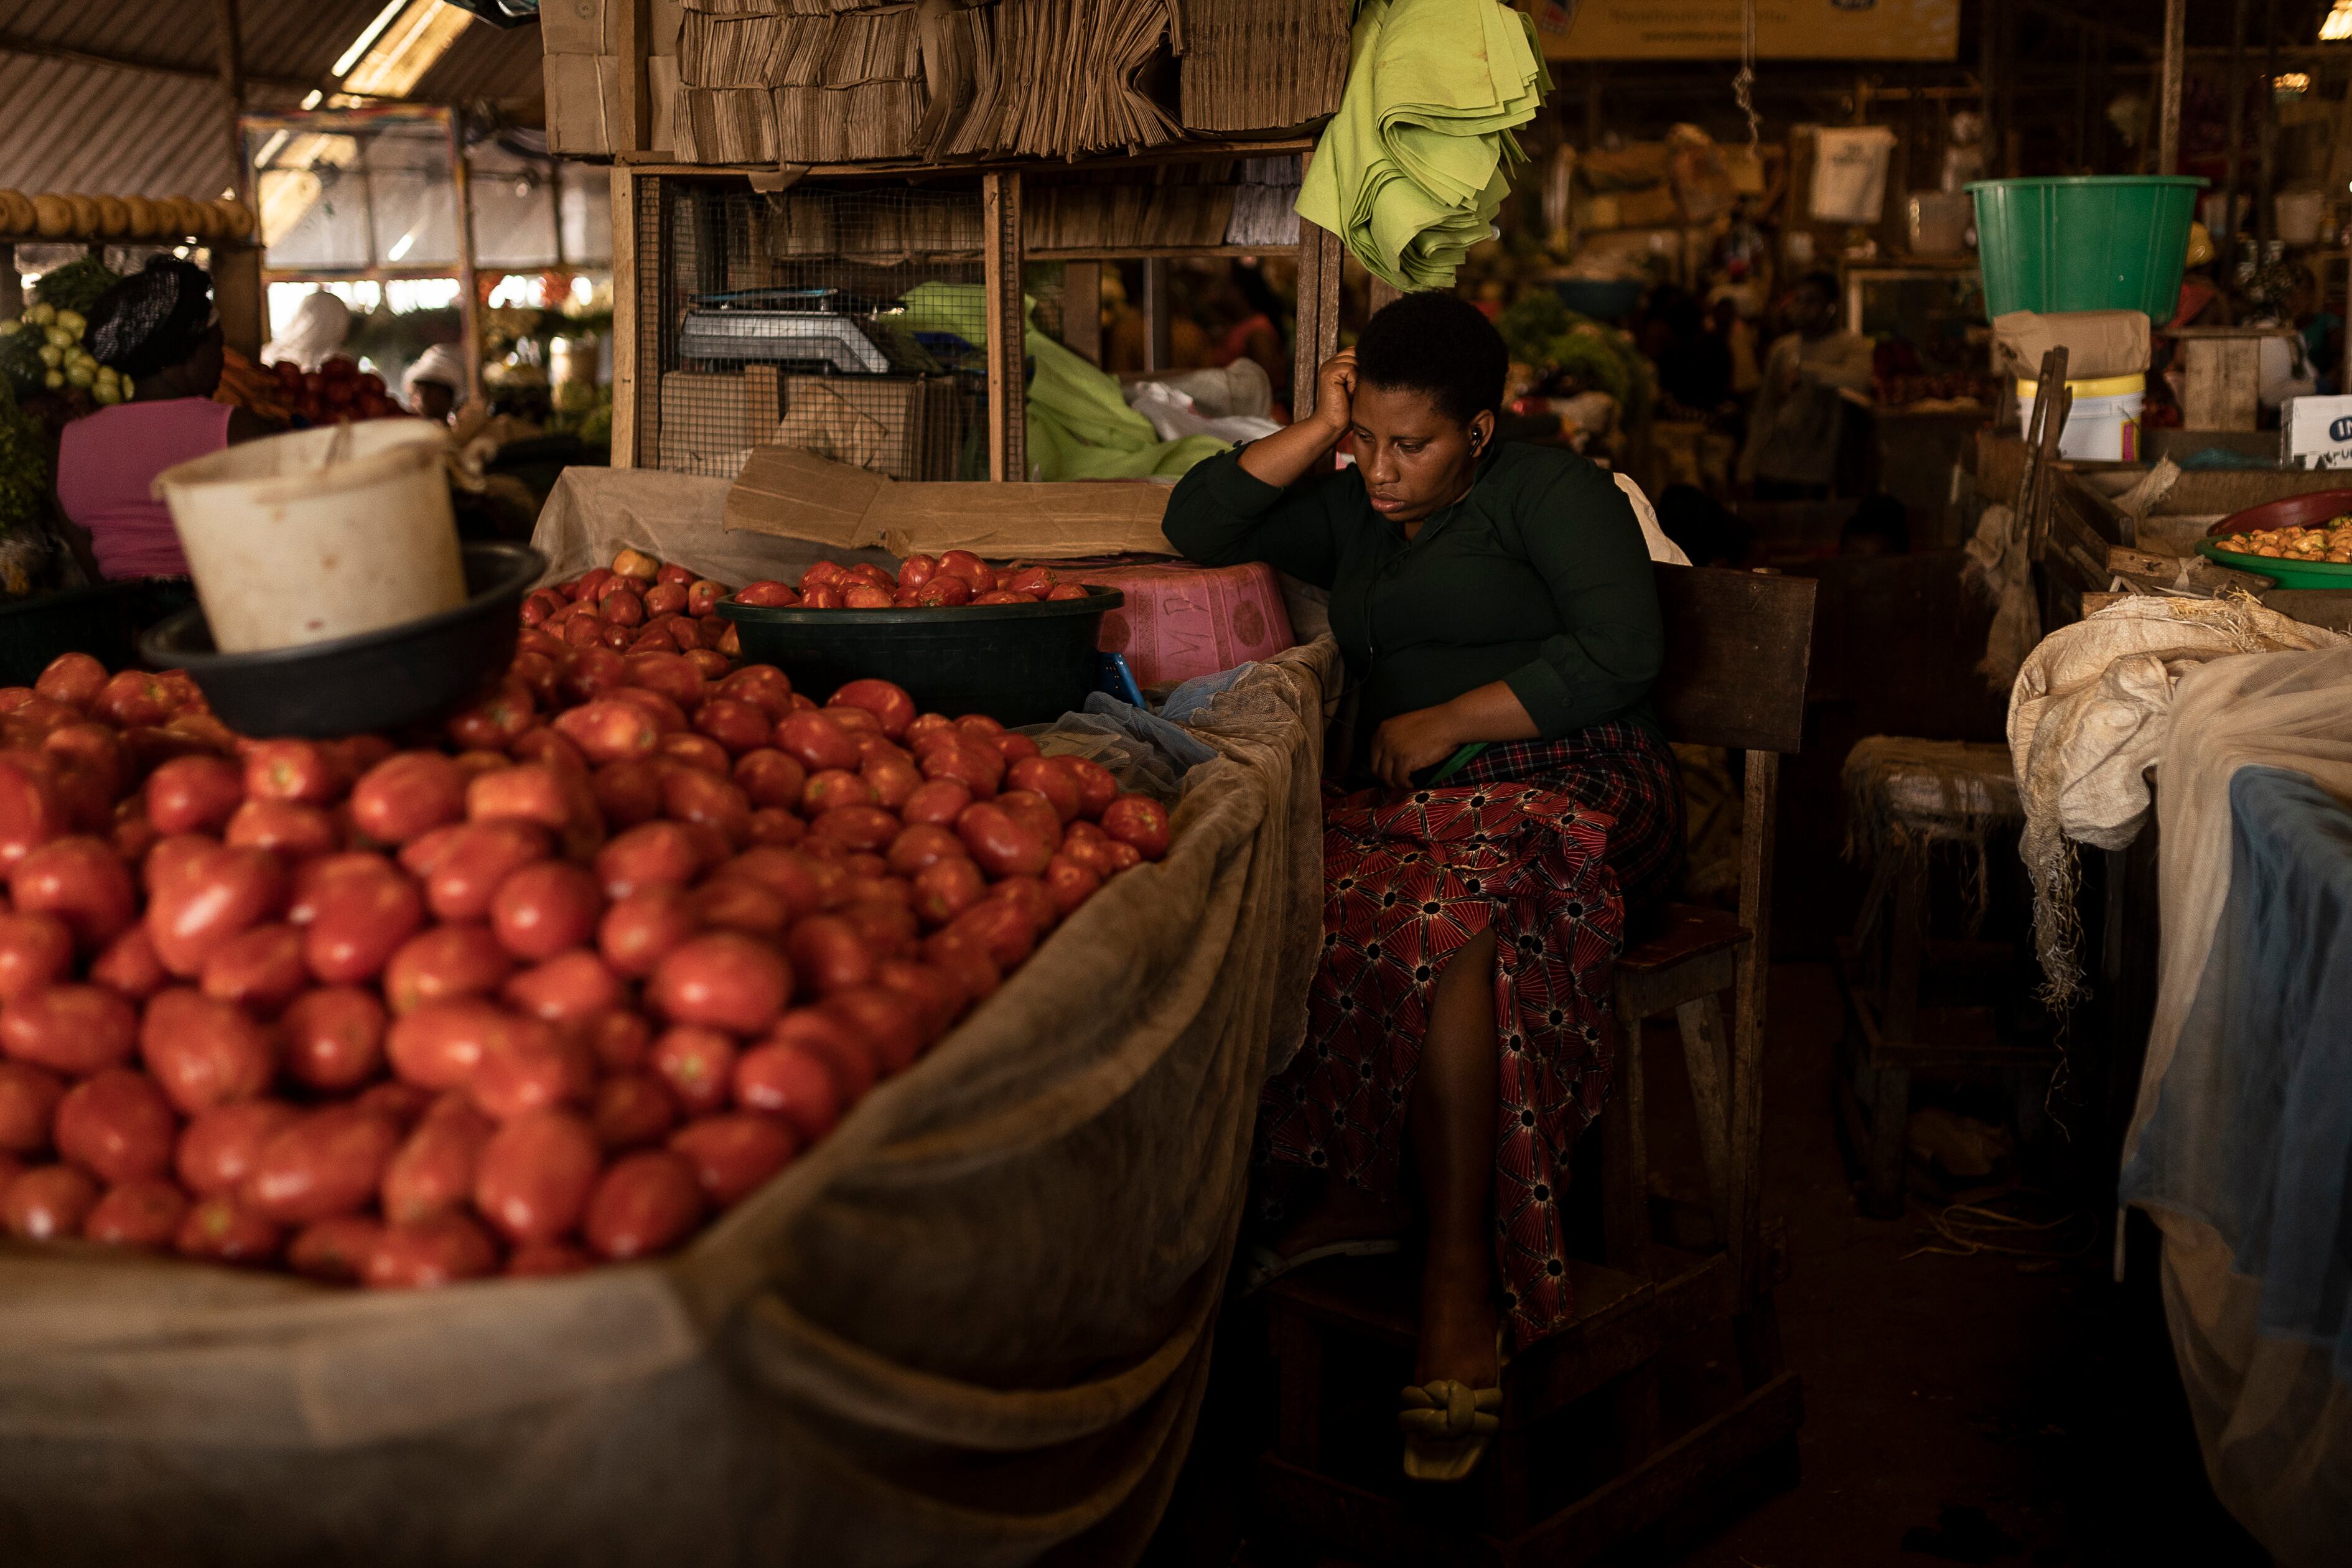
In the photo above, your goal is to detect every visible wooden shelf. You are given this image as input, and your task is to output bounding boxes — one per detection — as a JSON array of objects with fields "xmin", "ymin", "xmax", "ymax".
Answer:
[
  {"xmin": 1, "ymin": 235, "xmax": 254, "ymax": 249},
  {"xmin": 1027, "ymin": 243, "xmax": 1284, "ymax": 260},
  {"xmin": 613, "ymin": 136, "xmax": 1315, "ymax": 181}
]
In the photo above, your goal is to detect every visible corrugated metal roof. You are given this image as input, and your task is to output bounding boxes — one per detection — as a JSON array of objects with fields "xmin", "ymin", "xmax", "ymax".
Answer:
[{"xmin": 0, "ymin": 1, "xmax": 544, "ymax": 201}]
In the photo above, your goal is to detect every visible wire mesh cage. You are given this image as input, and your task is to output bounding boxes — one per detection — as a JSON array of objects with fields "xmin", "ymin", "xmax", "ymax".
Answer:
[{"xmin": 637, "ymin": 175, "xmax": 991, "ymax": 482}]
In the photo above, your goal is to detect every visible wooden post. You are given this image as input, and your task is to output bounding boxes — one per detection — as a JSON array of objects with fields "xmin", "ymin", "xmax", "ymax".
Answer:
[
  {"xmin": 2256, "ymin": 0, "xmax": 2279, "ymax": 248},
  {"xmin": 1979, "ymin": 0, "xmax": 2000, "ymax": 182},
  {"xmin": 1061, "ymin": 260, "xmax": 1101, "ymax": 365},
  {"xmin": 1728, "ymin": 749, "xmax": 1778, "ymax": 1305},
  {"xmin": 212, "ymin": 0, "xmax": 248, "ymax": 206},
  {"xmin": 982, "ymin": 170, "xmax": 1025, "ymax": 481},
  {"xmin": 2157, "ymin": 0, "xmax": 2186, "ymax": 175},
  {"xmin": 1142, "ymin": 258, "xmax": 1170, "ymax": 371},
  {"xmin": 617, "ymin": 0, "xmax": 650, "ymax": 155},
  {"xmin": 1367, "ymin": 278, "xmax": 1401, "ymax": 314},
  {"xmin": 610, "ymin": 166, "xmax": 640, "ymax": 469},
  {"xmin": 1, "ymin": 244, "xmax": 22, "ymax": 324},
  {"xmin": 213, "ymin": 248, "xmax": 265, "ymax": 359},
  {"xmin": 449, "ymin": 109, "xmax": 483, "ymax": 403},
  {"xmin": 1291, "ymin": 209, "xmax": 1343, "ymax": 423},
  {"xmin": 2221, "ymin": 0, "xmax": 2248, "ymax": 253}
]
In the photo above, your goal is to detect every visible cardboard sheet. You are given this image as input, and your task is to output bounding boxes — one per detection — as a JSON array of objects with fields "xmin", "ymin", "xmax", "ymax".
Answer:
[
  {"xmin": 726, "ymin": 444, "xmax": 1180, "ymax": 560},
  {"xmin": 1992, "ymin": 310, "xmax": 2153, "ymax": 382}
]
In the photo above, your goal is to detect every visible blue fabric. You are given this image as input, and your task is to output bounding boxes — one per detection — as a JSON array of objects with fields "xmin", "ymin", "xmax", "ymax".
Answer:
[
  {"xmin": 2122, "ymin": 765, "xmax": 2352, "ymax": 1389},
  {"xmin": 1157, "ymin": 665, "xmax": 1254, "ymax": 725},
  {"xmin": 1079, "ymin": 693, "xmax": 1223, "ymax": 773}
]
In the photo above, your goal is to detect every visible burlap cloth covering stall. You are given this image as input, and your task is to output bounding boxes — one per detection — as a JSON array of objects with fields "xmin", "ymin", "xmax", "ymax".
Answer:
[
  {"xmin": 2010, "ymin": 605, "xmax": 2352, "ymax": 1561},
  {"xmin": 0, "ymin": 567, "xmax": 1340, "ymax": 1563}
]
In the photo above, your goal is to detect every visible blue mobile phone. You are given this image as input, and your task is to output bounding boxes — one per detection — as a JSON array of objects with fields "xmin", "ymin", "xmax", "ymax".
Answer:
[{"xmin": 1098, "ymin": 652, "xmax": 1148, "ymax": 708}]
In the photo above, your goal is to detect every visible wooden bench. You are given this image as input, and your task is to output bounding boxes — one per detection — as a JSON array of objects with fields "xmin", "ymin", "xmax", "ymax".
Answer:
[{"xmin": 1259, "ymin": 564, "xmax": 1817, "ymax": 1566}]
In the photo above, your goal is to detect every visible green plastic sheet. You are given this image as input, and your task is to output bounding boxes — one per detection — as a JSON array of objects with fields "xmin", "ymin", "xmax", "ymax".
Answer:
[
  {"xmin": 1295, "ymin": 0, "xmax": 1551, "ymax": 291},
  {"xmin": 899, "ymin": 283, "xmax": 1229, "ymax": 481}
]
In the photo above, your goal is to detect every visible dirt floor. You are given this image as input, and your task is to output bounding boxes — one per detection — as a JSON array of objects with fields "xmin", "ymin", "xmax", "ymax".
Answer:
[{"xmin": 1151, "ymin": 961, "xmax": 2273, "ymax": 1568}]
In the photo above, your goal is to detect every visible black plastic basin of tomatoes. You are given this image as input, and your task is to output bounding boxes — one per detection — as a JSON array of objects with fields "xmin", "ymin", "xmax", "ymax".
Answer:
[
  {"xmin": 719, "ymin": 587, "xmax": 1124, "ymax": 727},
  {"xmin": 138, "ymin": 543, "xmax": 544, "ymax": 738}
]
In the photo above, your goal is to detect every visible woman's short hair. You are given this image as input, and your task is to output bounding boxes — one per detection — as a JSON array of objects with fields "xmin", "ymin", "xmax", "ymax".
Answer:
[
  {"xmin": 1354, "ymin": 289, "xmax": 1508, "ymax": 424},
  {"xmin": 86, "ymin": 258, "xmax": 217, "ymax": 380}
]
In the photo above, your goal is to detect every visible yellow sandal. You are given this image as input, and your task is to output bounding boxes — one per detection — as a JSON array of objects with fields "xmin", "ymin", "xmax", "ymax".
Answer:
[{"xmin": 1398, "ymin": 1376, "xmax": 1503, "ymax": 1482}]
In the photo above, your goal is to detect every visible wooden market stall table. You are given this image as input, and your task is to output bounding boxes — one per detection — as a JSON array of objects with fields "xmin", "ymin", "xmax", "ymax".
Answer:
[{"xmin": 0, "ymin": 465, "xmax": 1339, "ymax": 1566}]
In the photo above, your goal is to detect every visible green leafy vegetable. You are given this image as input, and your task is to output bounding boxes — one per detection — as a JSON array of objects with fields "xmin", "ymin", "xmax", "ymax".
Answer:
[{"xmin": 31, "ymin": 258, "xmax": 122, "ymax": 319}]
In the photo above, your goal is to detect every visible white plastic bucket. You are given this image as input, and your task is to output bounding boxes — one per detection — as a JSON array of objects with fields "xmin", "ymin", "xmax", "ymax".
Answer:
[
  {"xmin": 2014, "ymin": 372, "xmax": 2146, "ymax": 464},
  {"xmin": 154, "ymin": 419, "xmax": 465, "ymax": 655}
]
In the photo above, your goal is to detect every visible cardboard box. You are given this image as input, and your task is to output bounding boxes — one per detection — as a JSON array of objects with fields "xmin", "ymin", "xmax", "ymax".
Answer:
[
  {"xmin": 544, "ymin": 54, "xmax": 623, "ymax": 156},
  {"xmin": 648, "ymin": 55, "xmax": 679, "ymax": 154},
  {"xmin": 778, "ymin": 375, "xmax": 964, "ymax": 484},
  {"xmin": 539, "ymin": 0, "xmax": 614, "ymax": 56},
  {"xmin": 658, "ymin": 370, "xmax": 784, "ymax": 478},
  {"xmin": 725, "ymin": 447, "xmax": 1178, "ymax": 559},
  {"xmin": 651, "ymin": 0, "xmax": 684, "ymax": 55},
  {"xmin": 2284, "ymin": 394, "xmax": 2352, "ymax": 470},
  {"xmin": 1992, "ymin": 310, "xmax": 2152, "ymax": 381}
]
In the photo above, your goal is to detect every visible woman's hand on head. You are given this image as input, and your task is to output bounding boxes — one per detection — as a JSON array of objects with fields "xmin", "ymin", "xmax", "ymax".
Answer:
[
  {"xmin": 1368, "ymin": 704, "xmax": 1462, "ymax": 790},
  {"xmin": 1313, "ymin": 350, "xmax": 1358, "ymax": 436}
]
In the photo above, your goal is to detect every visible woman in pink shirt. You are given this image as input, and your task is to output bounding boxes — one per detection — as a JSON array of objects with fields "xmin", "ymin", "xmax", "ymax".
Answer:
[{"xmin": 54, "ymin": 258, "xmax": 273, "ymax": 580}]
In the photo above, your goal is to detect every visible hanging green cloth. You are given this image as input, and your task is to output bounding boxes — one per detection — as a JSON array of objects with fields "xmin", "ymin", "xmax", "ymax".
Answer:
[
  {"xmin": 1295, "ymin": 0, "xmax": 1550, "ymax": 291},
  {"xmin": 898, "ymin": 282, "xmax": 1229, "ymax": 481}
]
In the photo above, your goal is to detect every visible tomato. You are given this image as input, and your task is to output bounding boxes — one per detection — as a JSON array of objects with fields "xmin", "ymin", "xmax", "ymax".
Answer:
[
  {"xmin": 801, "ymin": 768, "xmax": 875, "ymax": 815},
  {"xmin": 826, "ymin": 705, "xmax": 881, "ymax": 738},
  {"xmin": 93, "ymin": 670, "xmax": 175, "ymax": 728},
  {"xmin": 0, "ymin": 983, "xmax": 138, "ymax": 1075},
  {"xmin": 279, "ymin": 987, "xmax": 386, "ymax": 1093},
  {"xmin": 394, "ymin": 825, "xmax": 464, "ymax": 881},
  {"xmin": 34, "ymin": 652, "xmax": 106, "ymax": 710},
  {"xmin": 597, "ymin": 885, "xmax": 699, "ymax": 978},
  {"xmin": 424, "ymin": 821, "xmax": 550, "ymax": 923},
  {"xmin": 810, "ymin": 805, "xmax": 899, "ymax": 853},
  {"xmin": 937, "ymin": 550, "xmax": 991, "ymax": 589},
  {"xmin": 192, "ymin": 922, "xmax": 304, "ymax": 1016},
  {"xmin": 0, "ymin": 1060, "xmax": 61, "ymax": 1153},
  {"xmin": 841, "ymin": 896, "xmax": 918, "ymax": 956},
  {"xmin": 579, "ymin": 1009, "xmax": 654, "ymax": 1073},
  {"xmin": 383, "ymin": 925, "xmax": 515, "ymax": 1014},
  {"xmin": 660, "ymin": 765, "xmax": 751, "ymax": 844},
  {"xmin": 474, "ymin": 1109, "xmax": 600, "ymax": 1244},
  {"xmin": 54, "ymin": 1068, "xmax": 176, "ymax": 1185},
  {"xmin": 783, "ymin": 914, "xmax": 875, "ymax": 996},
  {"xmin": 874, "ymin": 958, "xmax": 968, "ymax": 1041},
  {"xmin": 6, "ymin": 1164, "xmax": 98, "ymax": 1239},
  {"xmin": 590, "ymin": 757, "xmax": 666, "ymax": 828},
  {"xmin": 918, "ymin": 740, "xmax": 1004, "ymax": 800},
  {"xmin": 613, "ymin": 548, "xmax": 661, "ymax": 582},
  {"xmin": 912, "ymin": 575, "xmax": 974, "ymax": 607},
  {"xmin": 510, "ymin": 727, "xmax": 583, "ymax": 775},
  {"xmin": 385, "ymin": 999, "xmax": 506, "ymax": 1090},
  {"xmin": 1005, "ymin": 757, "xmax": 1083, "ymax": 824},
  {"xmin": 146, "ymin": 754, "xmax": 243, "ymax": 836},
  {"xmin": 884, "ymin": 824, "xmax": 965, "ymax": 878},
  {"xmin": 932, "ymin": 900, "xmax": 1038, "ymax": 973},
  {"xmin": 110, "ymin": 805, "xmax": 159, "ymax": 868},
  {"xmin": 691, "ymin": 877, "xmax": 786, "ymax": 937},
  {"xmin": 0, "ymin": 754, "xmax": 65, "ymax": 871},
  {"xmin": 953, "ymin": 802, "xmax": 1050, "ymax": 879},
  {"xmin": 379, "ymin": 1097, "xmax": 494, "ymax": 1223},
  {"xmin": 304, "ymin": 862, "xmax": 426, "ymax": 984},
  {"xmin": 668, "ymin": 1112, "xmax": 796, "ymax": 1206},
  {"xmin": 84, "ymin": 1177, "xmax": 190, "ymax": 1248},
  {"xmin": 348, "ymin": 752, "xmax": 466, "ymax": 844},
  {"xmin": 1101, "ymin": 795, "xmax": 1172, "ymax": 861},
  {"xmin": 773, "ymin": 711, "xmax": 863, "ymax": 775},
  {"xmin": 288, "ymin": 1214, "xmax": 385, "ymax": 1282},
  {"xmin": 732, "ymin": 750, "xmax": 809, "ymax": 813},
  {"xmin": 489, "ymin": 860, "xmax": 603, "ymax": 961},
  {"xmin": 644, "ymin": 581, "xmax": 689, "ymax": 618},
  {"xmin": 821, "ymin": 986, "xmax": 928, "ymax": 1073},
  {"xmin": 592, "ymin": 1071, "xmax": 678, "ymax": 1150},
  {"xmin": 146, "ymin": 844, "xmax": 285, "ymax": 977},
  {"xmin": 732, "ymin": 1041, "xmax": 841, "ymax": 1142},
  {"xmin": 734, "ymin": 581, "xmax": 800, "ymax": 608},
  {"xmin": 1042, "ymin": 854, "xmax": 1102, "ymax": 918},
  {"xmin": 364, "ymin": 1213, "xmax": 499, "ymax": 1288},
  {"xmin": 465, "ymin": 764, "xmax": 572, "ymax": 834},
  {"xmin": 175, "ymin": 1193, "xmax": 282, "ymax": 1264},
  {"xmin": 899, "ymin": 777, "xmax": 973, "ymax": 829},
  {"xmin": 599, "ymin": 587, "xmax": 645, "ymax": 629},
  {"xmin": 505, "ymin": 1240, "xmax": 590, "ymax": 1277},
  {"xmin": 745, "ymin": 809, "xmax": 805, "ymax": 848},
  {"xmin": 650, "ymin": 931, "xmax": 791, "ymax": 1035},
  {"xmin": 828, "ymin": 678, "xmax": 917, "ymax": 739},
  {"xmin": 223, "ymin": 800, "xmax": 338, "ymax": 859},
  {"xmin": 861, "ymin": 757, "xmax": 923, "ymax": 812},
  {"xmin": 908, "ymin": 856, "xmax": 986, "ymax": 928},
  {"xmin": 584, "ymin": 1149, "xmax": 706, "ymax": 1261},
  {"xmin": 553, "ymin": 699, "xmax": 661, "ymax": 765},
  {"xmin": 242, "ymin": 1104, "xmax": 403, "ymax": 1225},
  {"xmin": 503, "ymin": 949, "xmax": 625, "ymax": 1024},
  {"xmin": 623, "ymin": 651, "xmax": 706, "ymax": 712},
  {"xmin": 0, "ymin": 910, "xmax": 72, "ymax": 1001},
  {"xmin": 688, "ymin": 580, "xmax": 728, "ymax": 618},
  {"xmin": 175, "ymin": 1099, "xmax": 301, "ymax": 1197},
  {"xmin": 244, "ymin": 740, "xmax": 340, "ymax": 806},
  {"xmin": 691, "ymin": 698, "xmax": 770, "ymax": 756},
  {"xmin": 44, "ymin": 724, "xmax": 125, "ymax": 813},
  {"xmin": 651, "ymin": 1025, "xmax": 735, "ymax": 1117}
]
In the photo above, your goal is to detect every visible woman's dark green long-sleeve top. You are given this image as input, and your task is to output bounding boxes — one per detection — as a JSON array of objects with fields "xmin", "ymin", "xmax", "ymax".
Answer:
[{"xmin": 1164, "ymin": 441, "xmax": 1664, "ymax": 747}]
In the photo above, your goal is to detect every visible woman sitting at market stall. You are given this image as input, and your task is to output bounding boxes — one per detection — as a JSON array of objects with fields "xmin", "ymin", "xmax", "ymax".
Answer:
[
  {"xmin": 54, "ymin": 258, "xmax": 273, "ymax": 580},
  {"xmin": 1165, "ymin": 290, "xmax": 1678, "ymax": 1483}
]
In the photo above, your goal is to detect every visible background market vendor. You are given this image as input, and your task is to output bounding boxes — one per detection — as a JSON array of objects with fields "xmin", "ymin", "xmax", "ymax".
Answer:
[{"xmin": 1165, "ymin": 289, "xmax": 1678, "ymax": 1483}]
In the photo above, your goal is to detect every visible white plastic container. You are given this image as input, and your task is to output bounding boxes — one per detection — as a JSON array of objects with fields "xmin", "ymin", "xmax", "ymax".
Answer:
[
  {"xmin": 2014, "ymin": 372, "xmax": 2147, "ymax": 463},
  {"xmin": 153, "ymin": 419, "xmax": 465, "ymax": 655}
]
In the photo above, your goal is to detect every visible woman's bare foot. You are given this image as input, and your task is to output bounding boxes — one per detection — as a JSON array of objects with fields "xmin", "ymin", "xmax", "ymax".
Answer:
[
  {"xmin": 1414, "ymin": 1239, "xmax": 1502, "ymax": 1389},
  {"xmin": 1269, "ymin": 1178, "xmax": 1411, "ymax": 1262}
]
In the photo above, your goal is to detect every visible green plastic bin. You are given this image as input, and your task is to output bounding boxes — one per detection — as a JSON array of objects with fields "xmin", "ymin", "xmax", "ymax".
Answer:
[{"xmin": 1966, "ymin": 176, "xmax": 2207, "ymax": 319}]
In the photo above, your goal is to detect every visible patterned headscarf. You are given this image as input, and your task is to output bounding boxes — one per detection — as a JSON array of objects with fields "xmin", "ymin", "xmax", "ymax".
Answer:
[{"xmin": 86, "ymin": 258, "xmax": 218, "ymax": 380}]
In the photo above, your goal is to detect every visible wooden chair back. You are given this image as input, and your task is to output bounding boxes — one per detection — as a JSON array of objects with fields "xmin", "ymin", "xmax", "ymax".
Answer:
[{"xmin": 1649, "ymin": 566, "xmax": 1818, "ymax": 756}]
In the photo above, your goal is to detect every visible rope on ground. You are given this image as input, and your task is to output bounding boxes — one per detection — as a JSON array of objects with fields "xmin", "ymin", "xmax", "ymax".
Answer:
[{"xmin": 1898, "ymin": 1190, "xmax": 2097, "ymax": 1267}]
